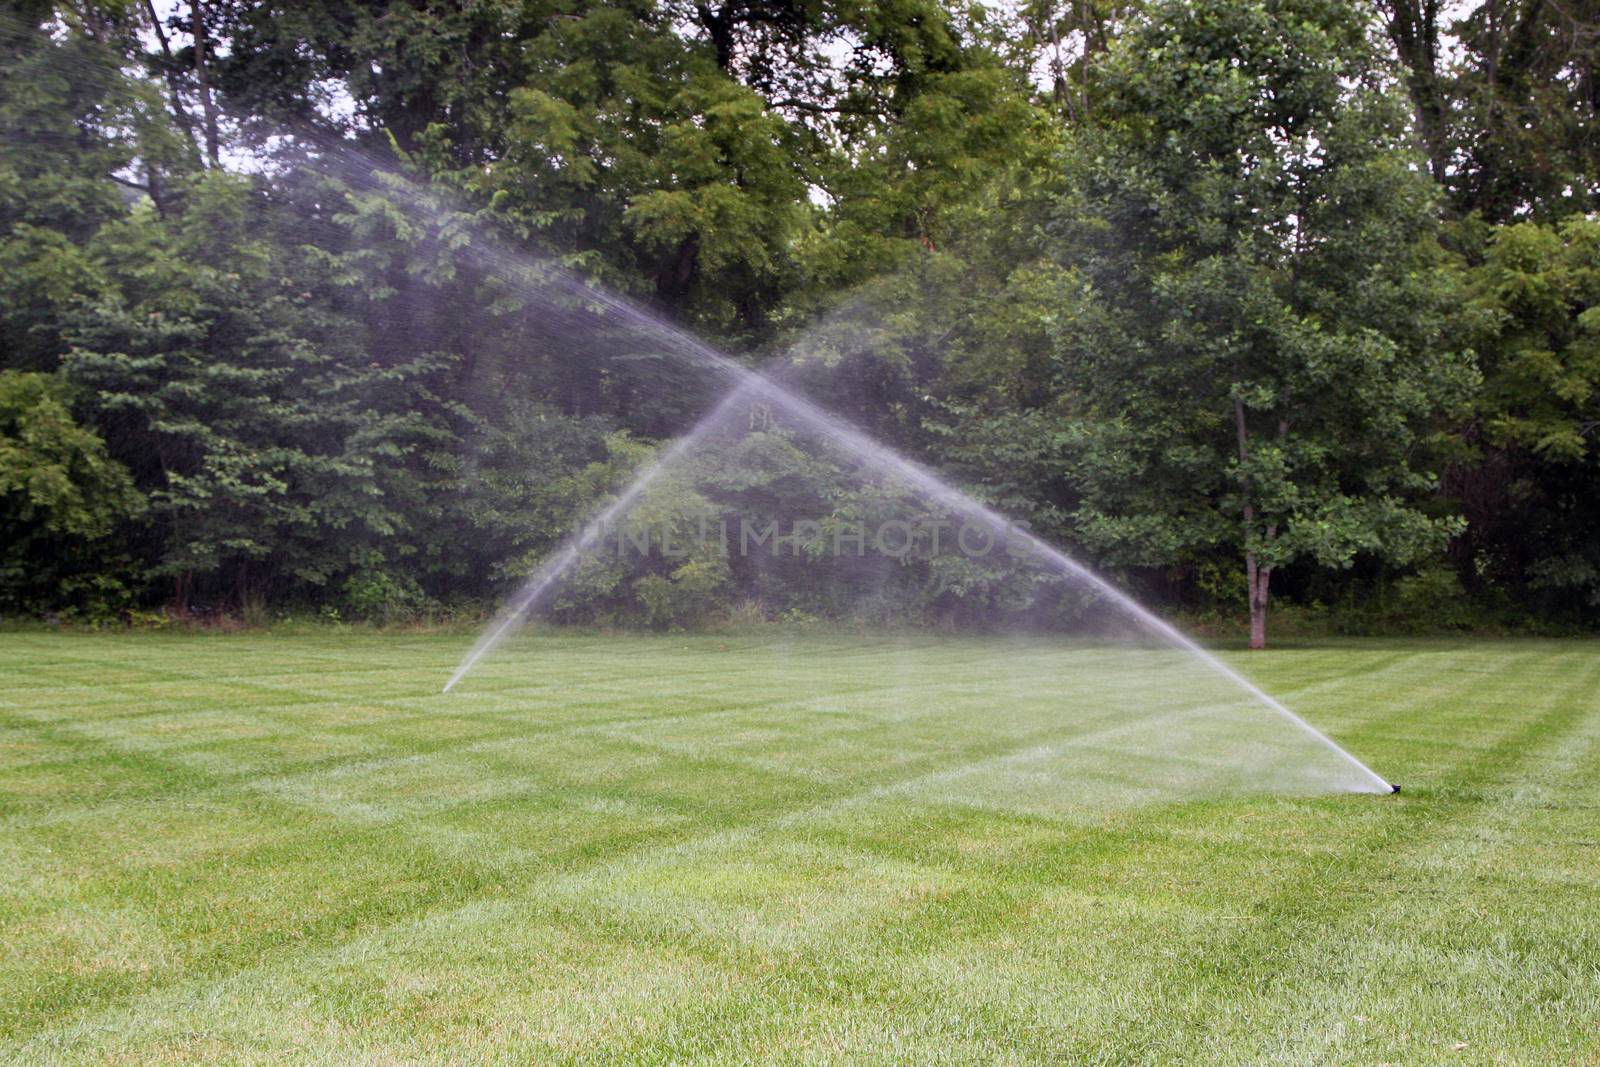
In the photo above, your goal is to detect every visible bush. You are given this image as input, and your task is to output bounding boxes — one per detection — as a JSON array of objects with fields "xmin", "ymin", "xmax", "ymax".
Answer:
[{"xmin": 342, "ymin": 569, "xmax": 426, "ymax": 624}]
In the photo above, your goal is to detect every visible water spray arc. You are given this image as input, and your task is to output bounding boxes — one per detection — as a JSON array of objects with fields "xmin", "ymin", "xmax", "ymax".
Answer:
[
  {"xmin": 81, "ymin": 101, "xmax": 1390, "ymax": 798},
  {"xmin": 438, "ymin": 264, "xmax": 1395, "ymax": 795},
  {"xmin": 442, "ymin": 378, "xmax": 759, "ymax": 695}
]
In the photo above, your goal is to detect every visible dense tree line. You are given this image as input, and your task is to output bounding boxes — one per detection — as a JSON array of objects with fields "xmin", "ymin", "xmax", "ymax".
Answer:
[{"xmin": 0, "ymin": 0, "xmax": 1596, "ymax": 643}]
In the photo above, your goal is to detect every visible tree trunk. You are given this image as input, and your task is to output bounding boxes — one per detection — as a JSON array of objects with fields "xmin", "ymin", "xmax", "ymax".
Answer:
[
  {"xmin": 1247, "ymin": 559, "xmax": 1271, "ymax": 650},
  {"xmin": 1234, "ymin": 393, "xmax": 1271, "ymax": 649},
  {"xmin": 1380, "ymin": 0, "xmax": 1452, "ymax": 187},
  {"xmin": 656, "ymin": 232, "xmax": 700, "ymax": 302},
  {"xmin": 192, "ymin": 1, "xmax": 221, "ymax": 167},
  {"xmin": 695, "ymin": 2, "xmax": 735, "ymax": 72},
  {"xmin": 142, "ymin": 0, "xmax": 201, "ymax": 162}
]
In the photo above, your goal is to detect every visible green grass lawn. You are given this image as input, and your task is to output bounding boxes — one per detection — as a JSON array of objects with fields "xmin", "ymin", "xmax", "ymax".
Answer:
[{"xmin": 1, "ymin": 630, "xmax": 1597, "ymax": 1064}]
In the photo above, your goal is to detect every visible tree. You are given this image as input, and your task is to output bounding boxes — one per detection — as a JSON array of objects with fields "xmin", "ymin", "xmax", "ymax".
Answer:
[
  {"xmin": 1043, "ymin": 0, "xmax": 1477, "ymax": 647},
  {"xmin": 0, "ymin": 4, "xmax": 190, "ymax": 372},
  {"xmin": 205, "ymin": 0, "xmax": 815, "ymax": 340},
  {"xmin": 63, "ymin": 171, "xmax": 449, "ymax": 610},
  {"xmin": 1004, "ymin": 0, "xmax": 1134, "ymax": 122},
  {"xmin": 0, "ymin": 370, "xmax": 143, "ymax": 616},
  {"xmin": 1381, "ymin": 0, "xmax": 1600, "ymax": 221},
  {"xmin": 1377, "ymin": 0, "xmax": 1453, "ymax": 187},
  {"xmin": 1448, "ymin": 216, "xmax": 1600, "ymax": 614}
]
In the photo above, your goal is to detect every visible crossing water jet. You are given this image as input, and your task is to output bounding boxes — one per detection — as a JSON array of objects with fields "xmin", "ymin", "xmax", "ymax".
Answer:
[
  {"xmin": 437, "ymin": 266, "xmax": 1394, "ymax": 796},
  {"xmin": 0, "ymin": 17, "xmax": 1394, "ymax": 800},
  {"xmin": 11, "ymin": 69, "xmax": 1385, "ymax": 797}
]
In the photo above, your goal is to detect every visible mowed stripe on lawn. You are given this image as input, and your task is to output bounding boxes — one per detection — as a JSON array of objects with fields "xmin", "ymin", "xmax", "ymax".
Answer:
[{"xmin": 0, "ymin": 633, "xmax": 1595, "ymax": 1064}]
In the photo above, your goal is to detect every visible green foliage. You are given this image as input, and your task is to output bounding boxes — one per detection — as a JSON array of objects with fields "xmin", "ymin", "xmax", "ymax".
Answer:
[
  {"xmin": 0, "ymin": 7, "xmax": 180, "ymax": 371},
  {"xmin": 211, "ymin": 0, "xmax": 815, "ymax": 341},
  {"xmin": 475, "ymin": 6, "xmax": 812, "ymax": 337},
  {"xmin": 1447, "ymin": 0, "xmax": 1599, "ymax": 221},
  {"xmin": 1473, "ymin": 218, "xmax": 1600, "ymax": 461},
  {"xmin": 1447, "ymin": 216, "xmax": 1600, "ymax": 612},
  {"xmin": 342, "ymin": 568, "xmax": 424, "ymax": 624},
  {"xmin": 634, "ymin": 557, "xmax": 732, "ymax": 629},
  {"xmin": 1041, "ymin": 0, "xmax": 1478, "ymax": 643},
  {"xmin": 423, "ymin": 410, "xmax": 639, "ymax": 594},
  {"xmin": 63, "ymin": 171, "xmax": 453, "ymax": 606},
  {"xmin": 0, "ymin": 0, "xmax": 1597, "ymax": 633},
  {"xmin": 0, "ymin": 370, "xmax": 143, "ymax": 616}
]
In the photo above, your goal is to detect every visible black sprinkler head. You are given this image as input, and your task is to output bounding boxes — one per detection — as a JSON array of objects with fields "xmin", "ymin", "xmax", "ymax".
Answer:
[{"xmin": 1388, "ymin": 783, "xmax": 1401, "ymax": 794}]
